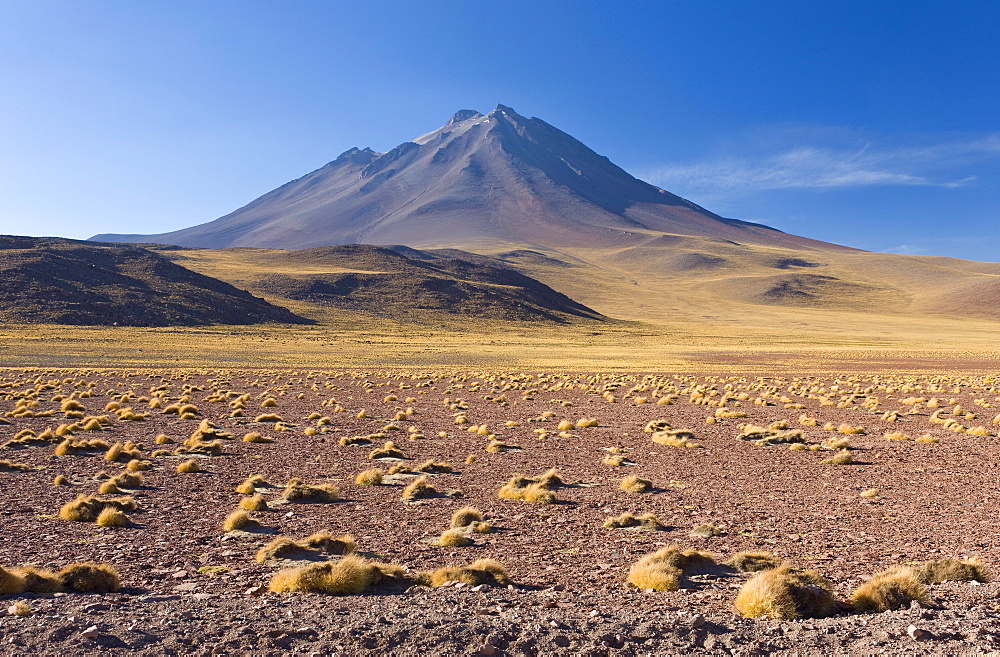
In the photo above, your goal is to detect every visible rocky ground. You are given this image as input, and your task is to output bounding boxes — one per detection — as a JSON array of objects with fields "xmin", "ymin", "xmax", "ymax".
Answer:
[{"xmin": 0, "ymin": 367, "xmax": 997, "ymax": 655}]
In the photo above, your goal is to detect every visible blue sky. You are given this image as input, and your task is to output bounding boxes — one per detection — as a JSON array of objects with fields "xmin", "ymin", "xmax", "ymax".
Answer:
[{"xmin": 1, "ymin": 1, "xmax": 997, "ymax": 260}]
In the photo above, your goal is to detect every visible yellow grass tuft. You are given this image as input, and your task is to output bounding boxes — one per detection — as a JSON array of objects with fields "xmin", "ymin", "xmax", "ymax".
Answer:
[
  {"xmin": 627, "ymin": 545, "xmax": 716, "ymax": 591},
  {"xmin": 435, "ymin": 528, "xmax": 472, "ymax": 547},
  {"xmin": 235, "ymin": 474, "xmax": 268, "ymax": 494},
  {"xmin": 256, "ymin": 532, "xmax": 356, "ymax": 563},
  {"xmin": 428, "ymin": 559, "xmax": 511, "ymax": 587},
  {"xmin": 222, "ymin": 509, "xmax": 259, "ymax": 532},
  {"xmin": 239, "ymin": 494, "xmax": 268, "ymax": 511},
  {"xmin": 724, "ymin": 551, "xmax": 782, "ymax": 573},
  {"xmin": 450, "ymin": 506, "xmax": 484, "ymax": 528},
  {"xmin": 95, "ymin": 507, "xmax": 128, "ymax": 527},
  {"xmin": 354, "ymin": 468, "xmax": 384, "ymax": 485},
  {"xmin": 619, "ymin": 475, "xmax": 653, "ymax": 493},
  {"xmin": 604, "ymin": 512, "xmax": 665, "ymax": 531},
  {"xmin": 282, "ymin": 480, "xmax": 340, "ymax": 503},
  {"xmin": 401, "ymin": 475, "xmax": 437, "ymax": 501},
  {"xmin": 734, "ymin": 564, "xmax": 837, "ymax": 619},
  {"xmin": 822, "ymin": 450, "xmax": 853, "ymax": 465},
  {"xmin": 915, "ymin": 557, "xmax": 989, "ymax": 584},
  {"xmin": 176, "ymin": 459, "xmax": 200, "ymax": 473},
  {"xmin": 269, "ymin": 554, "xmax": 406, "ymax": 594},
  {"xmin": 851, "ymin": 567, "xmax": 927, "ymax": 612}
]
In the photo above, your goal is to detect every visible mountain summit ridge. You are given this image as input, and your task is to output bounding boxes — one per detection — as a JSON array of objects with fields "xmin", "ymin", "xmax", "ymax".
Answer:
[{"xmin": 90, "ymin": 105, "xmax": 846, "ymax": 252}]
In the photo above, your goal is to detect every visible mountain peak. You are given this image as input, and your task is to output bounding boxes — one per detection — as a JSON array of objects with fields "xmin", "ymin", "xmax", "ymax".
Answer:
[
  {"xmin": 447, "ymin": 109, "xmax": 483, "ymax": 125},
  {"xmin": 91, "ymin": 105, "xmax": 841, "ymax": 253}
]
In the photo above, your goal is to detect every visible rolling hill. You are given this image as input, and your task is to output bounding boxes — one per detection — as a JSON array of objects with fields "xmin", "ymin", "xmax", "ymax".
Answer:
[{"xmin": 0, "ymin": 236, "xmax": 307, "ymax": 326}]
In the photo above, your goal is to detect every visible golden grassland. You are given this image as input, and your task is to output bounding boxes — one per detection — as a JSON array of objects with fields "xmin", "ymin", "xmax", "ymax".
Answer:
[
  {"xmin": 1, "ymin": 315, "xmax": 998, "ymax": 371},
  {"xmin": 3, "ymin": 236, "xmax": 1000, "ymax": 371}
]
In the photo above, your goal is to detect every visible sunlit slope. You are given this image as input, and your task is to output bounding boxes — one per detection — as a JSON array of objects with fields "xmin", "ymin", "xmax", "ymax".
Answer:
[{"xmin": 145, "ymin": 234, "xmax": 1000, "ymax": 353}]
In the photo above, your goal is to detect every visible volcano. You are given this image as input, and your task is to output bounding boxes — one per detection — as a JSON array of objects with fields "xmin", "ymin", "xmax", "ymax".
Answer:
[{"xmin": 91, "ymin": 105, "xmax": 846, "ymax": 253}]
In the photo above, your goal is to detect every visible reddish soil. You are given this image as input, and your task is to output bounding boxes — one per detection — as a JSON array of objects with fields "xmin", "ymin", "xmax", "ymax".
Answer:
[{"xmin": 0, "ymin": 368, "xmax": 997, "ymax": 655}]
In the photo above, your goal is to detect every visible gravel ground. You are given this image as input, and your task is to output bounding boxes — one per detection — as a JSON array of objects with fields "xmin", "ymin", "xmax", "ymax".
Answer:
[{"xmin": 1, "ymin": 367, "xmax": 997, "ymax": 655}]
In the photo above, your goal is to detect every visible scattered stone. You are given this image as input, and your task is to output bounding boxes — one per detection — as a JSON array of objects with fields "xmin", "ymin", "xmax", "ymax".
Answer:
[
  {"xmin": 908, "ymin": 625, "xmax": 933, "ymax": 641},
  {"xmin": 80, "ymin": 626, "xmax": 99, "ymax": 640}
]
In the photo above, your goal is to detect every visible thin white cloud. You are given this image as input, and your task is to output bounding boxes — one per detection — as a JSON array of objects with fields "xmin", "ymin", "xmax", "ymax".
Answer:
[{"xmin": 641, "ymin": 133, "xmax": 1000, "ymax": 194}]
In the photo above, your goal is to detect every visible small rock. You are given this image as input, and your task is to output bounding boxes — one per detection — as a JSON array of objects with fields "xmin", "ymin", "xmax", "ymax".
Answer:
[
  {"xmin": 81, "ymin": 626, "xmax": 99, "ymax": 640},
  {"xmin": 192, "ymin": 593, "xmax": 216, "ymax": 601},
  {"xmin": 550, "ymin": 584, "xmax": 566, "ymax": 591},
  {"xmin": 171, "ymin": 570, "xmax": 189, "ymax": 579},
  {"xmin": 476, "ymin": 645, "xmax": 498, "ymax": 656},
  {"xmin": 470, "ymin": 584, "xmax": 488, "ymax": 592},
  {"xmin": 173, "ymin": 583, "xmax": 199, "ymax": 592},
  {"xmin": 554, "ymin": 635, "xmax": 571, "ymax": 648},
  {"xmin": 246, "ymin": 585, "xmax": 266, "ymax": 597},
  {"xmin": 293, "ymin": 627, "xmax": 317, "ymax": 636},
  {"xmin": 908, "ymin": 625, "xmax": 932, "ymax": 641},
  {"xmin": 82, "ymin": 603, "xmax": 109, "ymax": 612},
  {"xmin": 689, "ymin": 614, "xmax": 706, "ymax": 629}
]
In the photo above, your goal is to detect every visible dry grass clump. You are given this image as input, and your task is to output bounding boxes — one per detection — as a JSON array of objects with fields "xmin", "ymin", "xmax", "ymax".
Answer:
[
  {"xmin": 339, "ymin": 435, "xmax": 373, "ymax": 446},
  {"xmin": 0, "ymin": 459, "xmax": 32, "ymax": 472},
  {"xmin": 644, "ymin": 420, "xmax": 673, "ymax": 433},
  {"xmin": 837, "ymin": 424, "xmax": 865, "ymax": 435},
  {"xmin": 860, "ymin": 488, "xmax": 880, "ymax": 498},
  {"xmin": 885, "ymin": 431, "xmax": 910, "ymax": 441},
  {"xmin": 851, "ymin": 567, "xmax": 928, "ymax": 612},
  {"xmin": 401, "ymin": 475, "xmax": 437, "ymax": 501},
  {"xmin": 222, "ymin": 509, "xmax": 261, "ymax": 532},
  {"xmin": 56, "ymin": 563, "xmax": 121, "ymax": 593},
  {"xmin": 0, "ymin": 562, "xmax": 120, "ymax": 595},
  {"xmin": 242, "ymin": 432, "xmax": 273, "ymax": 443},
  {"xmin": 427, "ymin": 559, "xmax": 511, "ymax": 587},
  {"xmin": 450, "ymin": 506, "xmax": 484, "ymax": 528},
  {"xmin": 269, "ymin": 554, "xmax": 408, "ymax": 594},
  {"xmin": 95, "ymin": 507, "xmax": 129, "ymax": 527},
  {"xmin": 915, "ymin": 434, "xmax": 940, "ymax": 443},
  {"xmin": 689, "ymin": 523, "xmax": 722, "ymax": 538},
  {"xmin": 651, "ymin": 429, "xmax": 700, "ymax": 448},
  {"xmin": 52, "ymin": 474, "xmax": 69, "ymax": 486},
  {"xmin": 59, "ymin": 495, "xmax": 136, "ymax": 522},
  {"xmin": 235, "ymin": 474, "xmax": 268, "ymax": 494},
  {"xmin": 724, "ymin": 551, "xmax": 782, "ymax": 573},
  {"xmin": 915, "ymin": 557, "xmax": 988, "ymax": 584},
  {"xmin": 820, "ymin": 437, "xmax": 851, "ymax": 450},
  {"xmin": 603, "ymin": 512, "xmax": 665, "ymax": 531},
  {"xmin": 369, "ymin": 441, "xmax": 404, "ymax": 459},
  {"xmin": 627, "ymin": 545, "xmax": 716, "ymax": 591},
  {"xmin": 253, "ymin": 413, "xmax": 283, "ymax": 423},
  {"xmin": 821, "ymin": 450, "xmax": 853, "ymax": 465},
  {"xmin": 354, "ymin": 468, "xmax": 384, "ymax": 485},
  {"xmin": 620, "ymin": 475, "xmax": 653, "ymax": 493},
  {"xmin": 239, "ymin": 494, "xmax": 268, "ymax": 511},
  {"xmin": 415, "ymin": 460, "xmax": 454, "ymax": 474},
  {"xmin": 434, "ymin": 528, "xmax": 473, "ymax": 547},
  {"xmin": 176, "ymin": 459, "xmax": 200, "ymax": 473},
  {"xmin": 282, "ymin": 479, "xmax": 340, "ymax": 503},
  {"xmin": 738, "ymin": 425, "xmax": 806, "ymax": 447},
  {"xmin": 105, "ymin": 440, "xmax": 142, "ymax": 462},
  {"xmin": 125, "ymin": 458, "xmax": 152, "ymax": 472},
  {"xmin": 734, "ymin": 564, "xmax": 838, "ymax": 619},
  {"xmin": 256, "ymin": 532, "xmax": 356, "ymax": 563},
  {"xmin": 497, "ymin": 471, "xmax": 559, "ymax": 504}
]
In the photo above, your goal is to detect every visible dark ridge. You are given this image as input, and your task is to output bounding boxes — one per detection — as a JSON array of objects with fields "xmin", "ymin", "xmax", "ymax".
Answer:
[
  {"xmin": 0, "ymin": 235, "xmax": 308, "ymax": 326},
  {"xmin": 245, "ymin": 245, "xmax": 604, "ymax": 324}
]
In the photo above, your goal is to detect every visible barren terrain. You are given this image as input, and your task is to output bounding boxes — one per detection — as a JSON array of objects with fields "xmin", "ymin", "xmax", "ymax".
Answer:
[{"xmin": 1, "ymin": 367, "xmax": 997, "ymax": 654}]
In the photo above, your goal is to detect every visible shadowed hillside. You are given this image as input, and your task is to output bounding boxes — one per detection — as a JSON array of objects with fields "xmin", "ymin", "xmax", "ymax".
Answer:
[
  {"xmin": 0, "ymin": 236, "xmax": 307, "ymax": 326},
  {"xmin": 157, "ymin": 244, "xmax": 606, "ymax": 324}
]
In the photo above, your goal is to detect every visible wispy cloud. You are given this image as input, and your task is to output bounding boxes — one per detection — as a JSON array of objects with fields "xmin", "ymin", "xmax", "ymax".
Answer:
[{"xmin": 641, "ymin": 132, "xmax": 1000, "ymax": 194}]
